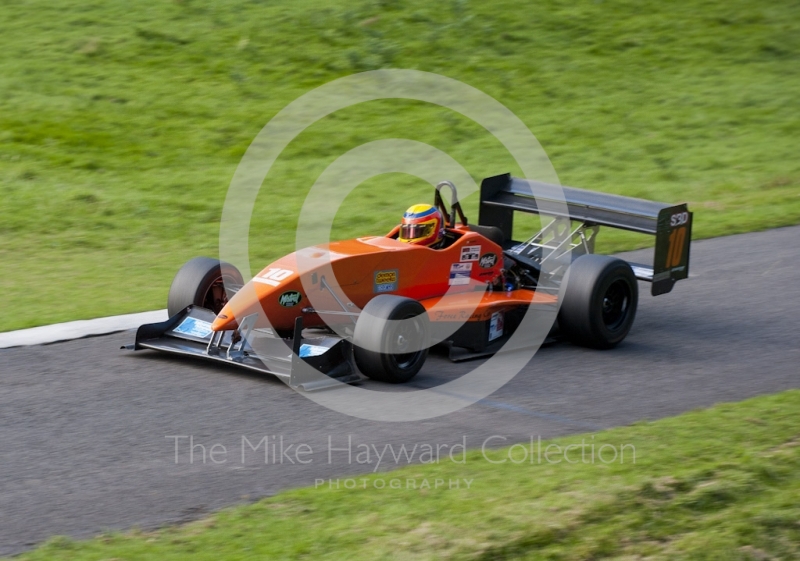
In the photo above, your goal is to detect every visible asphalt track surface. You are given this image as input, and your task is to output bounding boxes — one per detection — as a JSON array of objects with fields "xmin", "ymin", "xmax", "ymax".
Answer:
[{"xmin": 1, "ymin": 226, "xmax": 799, "ymax": 555}]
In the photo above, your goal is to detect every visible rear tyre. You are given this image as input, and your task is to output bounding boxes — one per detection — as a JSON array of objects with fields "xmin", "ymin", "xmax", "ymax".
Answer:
[
  {"xmin": 167, "ymin": 257, "xmax": 243, "ymax": 317},
  {"xmin": 353, "ymin": 296, "xmax": 430, "ymax": 383},
  {"xmin": 558, "ymin": 254, "xmax": 638, "ymax": 349}
]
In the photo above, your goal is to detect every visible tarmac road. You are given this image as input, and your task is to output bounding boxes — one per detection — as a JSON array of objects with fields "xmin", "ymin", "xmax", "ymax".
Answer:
[{"xmin": 1, "ymin": 226, "xmax": 799, "ymax": 555}]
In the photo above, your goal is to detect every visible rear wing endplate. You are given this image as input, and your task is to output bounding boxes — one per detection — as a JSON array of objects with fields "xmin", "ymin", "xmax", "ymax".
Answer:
[{"xmin": 478, "ymin": 174, "xmax": 692, "ymax": 296}]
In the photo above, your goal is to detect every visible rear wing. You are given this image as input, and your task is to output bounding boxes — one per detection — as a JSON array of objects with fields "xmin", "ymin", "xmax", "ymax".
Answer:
[{"xmin": 478, "ymin": 174, "xmax": 692, "ymax": 296}]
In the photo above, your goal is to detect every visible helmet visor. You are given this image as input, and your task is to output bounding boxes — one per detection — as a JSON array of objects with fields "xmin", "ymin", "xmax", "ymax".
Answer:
[{"xmin": 400, "ymin": 222, "xmax": 434, "ymax": 241}]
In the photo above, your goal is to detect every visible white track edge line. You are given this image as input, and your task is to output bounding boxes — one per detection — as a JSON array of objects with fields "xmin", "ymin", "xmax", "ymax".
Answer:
[{"xmin": 0, "ymin": 310, "xmax": 168, "ymax": 349}]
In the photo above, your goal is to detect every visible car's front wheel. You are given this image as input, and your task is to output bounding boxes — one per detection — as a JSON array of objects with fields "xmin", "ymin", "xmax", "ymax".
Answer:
[
  {"xmin": 353, "ymin": 295, "xmax": 430, "ymax": 383},
  {"xmin": 167, "ymin": 257, "xmax": 243, "ymax": 317}
]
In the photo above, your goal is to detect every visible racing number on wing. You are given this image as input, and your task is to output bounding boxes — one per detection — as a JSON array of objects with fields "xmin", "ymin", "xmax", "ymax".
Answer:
[{"xmin": 666, "ymin": 227, "xmax": 687, "ymax": 269}]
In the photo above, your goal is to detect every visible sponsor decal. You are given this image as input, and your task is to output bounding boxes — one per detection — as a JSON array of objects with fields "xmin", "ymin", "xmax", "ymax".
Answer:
[
  {"xmin": 460, "ymin": 245, "xmax": 481, "ymax": 262},
  {"xmin": 173, "ymin": 317, "xmax": 213, "ymax": 339},
  {"xmin": 299, "ymin": 344, "xmax": 328, "ymax": 358},
  {"xmin": 279, "ymin": 290, "xmax": 302, "ymax": 307},
  {"xmin": 489, "ymin": 311, "xmax": 504, "ymax": 342},
  {"xmin": 449, "ymin": 262, "xmax": 472, "ymax": 286},
  {"xmin": 432, "ymin": 308, "xmax": 495, "ymax": 322},
  {"xmin": 479, "ymin": 252, "xmax": 497, "ymax": 269},
  {"xmin": 374, "ymin": 269, "xmax": 399, "ymax": 293}
]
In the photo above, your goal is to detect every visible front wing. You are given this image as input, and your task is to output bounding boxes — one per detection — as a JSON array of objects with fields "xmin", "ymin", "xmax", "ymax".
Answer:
[{"xmin": 124, "ymin": 306, "xmax": 362, "ymax": 391}]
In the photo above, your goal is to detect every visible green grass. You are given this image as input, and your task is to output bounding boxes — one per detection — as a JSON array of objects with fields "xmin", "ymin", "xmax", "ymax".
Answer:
[
  {"xmin": 2, "ymin": 0, "xmax": 800, "ymax": 331},
  {"xmin": 14, "ymin": 390, "xmax": 800, "ymax": 560}
]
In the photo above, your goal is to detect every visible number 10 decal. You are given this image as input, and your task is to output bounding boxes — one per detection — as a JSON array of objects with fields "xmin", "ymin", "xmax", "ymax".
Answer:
[
  {"xmin": 255, "ymin": 268, "xmax": 293, "ymax": 287},
  {"xmin": 666, "ymin": 227, "xmax": 687, "ymax": 269}
]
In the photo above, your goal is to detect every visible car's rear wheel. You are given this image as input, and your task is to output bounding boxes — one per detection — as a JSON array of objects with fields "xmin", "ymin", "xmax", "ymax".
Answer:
[
  {"xmin": 353, "ymin": 295, "xmax": 430, "ymax": 383},
  {"xmin": 167, "ymin": 257, "xmax": 243, "ymax": 317},
  {"xmin": 558, "ymin": 254, "xmax": 638, "ymax": 349}
]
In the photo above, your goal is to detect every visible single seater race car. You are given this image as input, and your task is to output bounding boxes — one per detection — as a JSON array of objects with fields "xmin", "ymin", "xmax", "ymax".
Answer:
[{"xmin": 126, "ymin": 174, "xmax": 692, "ymax": 390}]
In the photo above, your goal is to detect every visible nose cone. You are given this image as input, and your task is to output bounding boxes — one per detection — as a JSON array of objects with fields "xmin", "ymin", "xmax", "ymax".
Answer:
[
  {"xmin": 209, "ymin": 279, "xmax": 281, "ymax": 332},
  {"xmin": 210, "ymin": 256, "xmax": 309, "ymax": 332},
  {"xmin": 210, "ymin": 279, "xmax": 266, "ymax": 332},
  {"xmin": 211, "ymin": 305, "xmax": 238, "ymax": 332}
]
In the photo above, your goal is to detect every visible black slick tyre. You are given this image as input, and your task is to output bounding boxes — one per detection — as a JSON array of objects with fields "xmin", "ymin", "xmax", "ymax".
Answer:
[
  {"xmin": 167, "ymin": 257, "xmax": 243, "ymax": 317},
  {"xmin": 558, "ymin": 254, "xmax": 638, "ymax": 349},
  {"xmin": 353, "ymin": 295, "xmax": 430, "ymax": 383}
]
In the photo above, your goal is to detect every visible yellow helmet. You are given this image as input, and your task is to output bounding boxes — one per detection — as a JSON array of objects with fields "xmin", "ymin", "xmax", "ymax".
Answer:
[{"xmin": 398, "ymin": 204, "xmax": 444, "ymax": 247}]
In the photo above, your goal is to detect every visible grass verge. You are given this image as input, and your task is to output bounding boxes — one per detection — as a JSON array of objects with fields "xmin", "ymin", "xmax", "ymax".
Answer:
[
  {"xmin": 2, "ymin": 0, "xmax": 800, "ymax": 331},
  {"xmin": 14, "ymin": 389, "xmax": 800, "ymax": 560}
]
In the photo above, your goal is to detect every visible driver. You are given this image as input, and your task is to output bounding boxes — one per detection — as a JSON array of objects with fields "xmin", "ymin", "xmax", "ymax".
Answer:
[{"xmin": 397, "ymin": 204, "xmax": 445, "ymax": 248}]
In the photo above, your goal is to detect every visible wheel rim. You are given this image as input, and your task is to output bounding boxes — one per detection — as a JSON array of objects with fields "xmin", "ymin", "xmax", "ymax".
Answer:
[
  {"xmin": 601, "ymin": 279, "xmax": 631, "ymax": 331},
  {"xmin": 389, "ymin": 314, "xmax": 425, "ymax": 369}
]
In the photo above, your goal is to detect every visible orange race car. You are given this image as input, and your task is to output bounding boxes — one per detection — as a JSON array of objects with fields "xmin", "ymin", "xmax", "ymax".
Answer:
[{"xmin": 126, "ymin": 174, "xmax": 692, "ymax": 390}]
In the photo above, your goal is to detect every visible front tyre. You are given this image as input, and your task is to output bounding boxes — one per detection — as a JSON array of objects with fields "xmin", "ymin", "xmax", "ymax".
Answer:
[
  {"xmin": 167, "ymin": 257, "xmax": 243, "ymax": 317},
  {"xmin": 353, "ymin": 296, "xmax": 430, "ymax": 384},
  {"xmin": 558, "ymin": 254, "xmax": 638, "ymax": 349}
]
